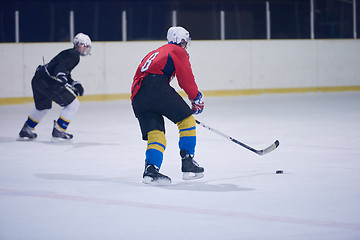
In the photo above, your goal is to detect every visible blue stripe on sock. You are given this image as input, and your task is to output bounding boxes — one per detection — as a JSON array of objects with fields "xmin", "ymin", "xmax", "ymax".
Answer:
[
  {"xmin": 179, "ymin": 126, "xmax": 196, "ymax": 133},
  {"xmin": 57, "ymin": 118, "xmax": 70, "ymax": 131},
  {"xmin": 148, "ymin": 142, "xmax": 166, "ymax": 150},
  {"xmin": 26, "ymin": 117, "xmax": 38, "ymax": 128}
]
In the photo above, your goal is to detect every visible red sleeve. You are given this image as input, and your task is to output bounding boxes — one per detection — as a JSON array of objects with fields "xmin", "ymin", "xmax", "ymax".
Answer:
[
  {"xmin": 131, "ymin": 51, "xmax": 153, "ymax": 100},
  {"xmin": 171, "ymin": 48, "xmax": 199, "ymax": 99}
]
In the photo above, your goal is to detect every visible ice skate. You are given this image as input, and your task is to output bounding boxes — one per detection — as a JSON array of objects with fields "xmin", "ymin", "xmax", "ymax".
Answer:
[
  {"xmin": 17, "ymin": 123, "xmax": 37, "ymax": 141},
  {"xmin": 180, "ymin": 150, "xmax": 204, "ymax": 180},
  {"xmin": 143, "ymin": 163, "xmax": 171, "ymax": 186},
  {"xmin": 52, "ymin": 120, "xmax": 73, "ymax": 141}
]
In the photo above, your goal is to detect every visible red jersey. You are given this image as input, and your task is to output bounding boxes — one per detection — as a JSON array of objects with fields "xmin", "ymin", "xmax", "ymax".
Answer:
[{"xmin": 131, "ymin": 43, "xmax": 199, "ymax": 101}]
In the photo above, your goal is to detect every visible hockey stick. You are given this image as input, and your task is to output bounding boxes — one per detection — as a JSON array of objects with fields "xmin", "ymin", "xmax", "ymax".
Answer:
[{"xmin": 195, "ymin": 119, "xmax": 279, "ymax": 156}]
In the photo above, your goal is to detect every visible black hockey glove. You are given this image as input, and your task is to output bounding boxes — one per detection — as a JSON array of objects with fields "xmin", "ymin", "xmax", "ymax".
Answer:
[
  {"xmin": 72, "ymin": 81, "xmax": 84, "ymax": 96},
  {"xmin": 56, "ymin": 73, "xmax": 68, "ymax": 85}
]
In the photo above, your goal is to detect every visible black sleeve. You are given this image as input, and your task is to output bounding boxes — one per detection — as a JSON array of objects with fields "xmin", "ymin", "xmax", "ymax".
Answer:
[{"xmin": 48, "ymin": 48, "xmax": 80, "ymax": 79}]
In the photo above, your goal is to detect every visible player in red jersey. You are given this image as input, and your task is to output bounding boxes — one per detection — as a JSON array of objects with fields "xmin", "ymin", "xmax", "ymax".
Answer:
[{"xmin": 131, "ymin": 26, "xmax": 204, "ymax": 185}]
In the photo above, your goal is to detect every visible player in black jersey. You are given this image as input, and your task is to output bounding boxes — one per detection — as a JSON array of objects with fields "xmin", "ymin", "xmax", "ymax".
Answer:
[{"xmin": 18, "ymin": 33, "xmax": 91, "ymax": 141}]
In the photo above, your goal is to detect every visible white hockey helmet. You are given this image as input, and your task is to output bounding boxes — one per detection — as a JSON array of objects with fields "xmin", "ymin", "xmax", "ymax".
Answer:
[
  {"xmin": 73, "ymin": 33, "xmax": 92, "ymax": 56},
  {"xmin": 167, "ymin": 26, "xmax": 191, "ymax": 48}
]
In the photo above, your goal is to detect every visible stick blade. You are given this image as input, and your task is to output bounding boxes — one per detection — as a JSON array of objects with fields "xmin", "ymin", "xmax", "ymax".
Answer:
[{"xmin": 257, "ymin": 140, "xmax": 280, "ymax": 155}]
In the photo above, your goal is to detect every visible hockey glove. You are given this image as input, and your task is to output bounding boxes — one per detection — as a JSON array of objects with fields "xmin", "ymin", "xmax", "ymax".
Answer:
[
  {"xmin": 191, "ymin": 91, "xmax": 204, "ymax": 115},
  {"xmin": 72, "ymin": 81, "xmax": 84, "ymax": 96},
  {"xmin": 56, "ymin": 73, "xmax": 68, "ymax": 85}
]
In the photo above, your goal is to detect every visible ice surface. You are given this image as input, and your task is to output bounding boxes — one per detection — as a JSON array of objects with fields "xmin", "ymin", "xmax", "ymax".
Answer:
[{"xmin": 1, "ymin": 92, "xmax": 359, "ymax": 240}]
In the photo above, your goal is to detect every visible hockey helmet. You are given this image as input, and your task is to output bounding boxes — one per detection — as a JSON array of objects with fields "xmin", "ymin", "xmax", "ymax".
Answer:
[
  {"xmin": 167, "ymin": 26, "xmax": 191, "ymax": 49},
  {"xmin": 73, "ymin": 33, "xmax": 92, "ymax": 56}
]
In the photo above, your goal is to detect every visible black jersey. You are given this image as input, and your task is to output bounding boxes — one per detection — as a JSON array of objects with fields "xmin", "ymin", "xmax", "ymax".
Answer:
[
  {"xmin": 32, "ymin": 48, "xmax": 81, "ymax": 109},
  {"xmin": 45, "ymin": 48, "xmax": 80, "ymax": 81}
]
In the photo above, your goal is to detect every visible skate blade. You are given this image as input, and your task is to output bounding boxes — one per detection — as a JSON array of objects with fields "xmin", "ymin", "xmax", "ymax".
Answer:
[
  {"xmin": 16, "ymin": 136, "xmax": 36, "ymax": 141},
  {"xmin": 143, "ymin": 176, "xmax": 171, "ymax": 186},
  {"xmin": 182, "ymin": 172, "xmax": 204, "ymax": 180},
  {"xmin": 51, "ymin": 137, "xmax": 73, "ymax": 144}
]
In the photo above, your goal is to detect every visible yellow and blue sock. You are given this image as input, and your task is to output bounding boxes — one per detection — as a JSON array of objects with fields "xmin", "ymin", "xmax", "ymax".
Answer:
[
  {"xmin": 56, "ymin": 116, "xmax": 71, "ymax": 131},
  {"xmin": 177, "ymin": 115, "xmax": 196, "ymax": 155},
  {"xmin": 26, "ymin": 116, "xmax": 39, "ymax": 129},
  {"xmin": 145, "ymin": 130, "xmax": 166, "ymax": 169}
]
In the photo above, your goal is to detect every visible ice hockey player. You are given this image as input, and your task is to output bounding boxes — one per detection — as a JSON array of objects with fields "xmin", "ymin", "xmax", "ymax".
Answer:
[
  {"xmin": 17, "ymin": 33, "xmax": 91, "ymax": 141},
  {"xmin": 131, "ymin": 26, "xmax": 205, "ymax": 185}
]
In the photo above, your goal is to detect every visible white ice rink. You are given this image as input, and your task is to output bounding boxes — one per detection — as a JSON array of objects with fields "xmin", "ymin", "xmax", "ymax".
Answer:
[{"xmin": 0, "ymin": 92, "xmax": 359, "ymax": 240}]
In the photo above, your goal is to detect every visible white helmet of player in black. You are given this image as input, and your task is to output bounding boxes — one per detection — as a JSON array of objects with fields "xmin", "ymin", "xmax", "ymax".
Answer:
[
  {"xmin": 73, "ymin": 33, "xmax": 92, "ymax": 56},
  {"xmin": 167, "ymin": 26, "xmax": 191, "ymax": 49}
]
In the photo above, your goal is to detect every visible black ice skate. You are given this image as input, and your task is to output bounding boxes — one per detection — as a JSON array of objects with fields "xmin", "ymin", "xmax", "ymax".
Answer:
[
  {"xmin": 180, "ymin": 150, "xmax": 204, "ymax": 180},
  {"xmin": 17, "ymin": 123, "xmax": 37, "ymax": 141},
  {"xmin": 52, "ymin": 120, "xmax": 73, "ymax": 141},
  {"xmin": 143, "ymin": 163, "xmax": 171, "ymax": 186}
]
